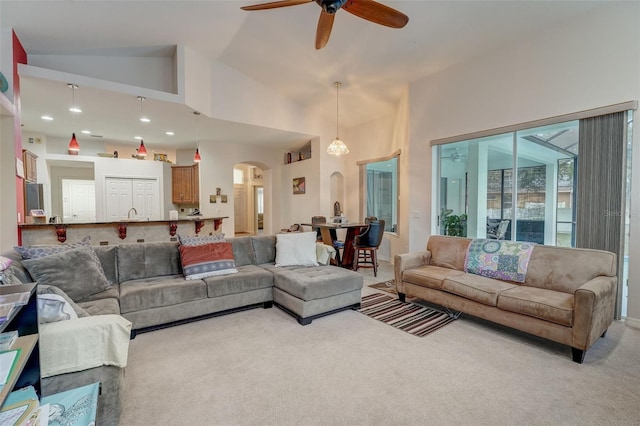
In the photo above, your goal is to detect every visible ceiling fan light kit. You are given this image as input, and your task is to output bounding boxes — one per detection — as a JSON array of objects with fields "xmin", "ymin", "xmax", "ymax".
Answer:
[{"xmin": 242, "ymin": 0, "xmax": 408, "ymax": 49}]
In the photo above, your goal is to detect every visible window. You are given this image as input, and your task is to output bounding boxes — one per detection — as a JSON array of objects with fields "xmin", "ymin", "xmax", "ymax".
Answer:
[
  {"xmin": 435, "ymin": 122, "xmax": 578, "ymax": 244},
  {"xmin": 358, "ymin": 151, "xmax": 400, "ymax": 233}
]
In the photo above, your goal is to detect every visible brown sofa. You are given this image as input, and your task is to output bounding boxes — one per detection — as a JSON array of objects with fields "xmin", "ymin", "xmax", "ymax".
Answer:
[{"xmin": 394, "ymin": 235, "xmax": 617, "ymax": 363}]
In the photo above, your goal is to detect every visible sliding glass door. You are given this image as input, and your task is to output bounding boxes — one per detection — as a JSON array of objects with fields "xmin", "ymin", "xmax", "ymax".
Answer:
[{"xmin": 436, "ymin": 121, "xmax": 578, "ymax": 245}]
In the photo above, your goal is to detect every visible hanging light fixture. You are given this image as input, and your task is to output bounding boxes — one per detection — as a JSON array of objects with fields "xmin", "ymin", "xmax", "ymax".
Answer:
[
  {"xmin": 137, "ymin": 140, "xmax": 148, "ymax": 157},
  {"xmin": 326, "ymin": 81, "xmax": 349, "ymax": 156},
  {"xmin": 67, "ymin": 84, "xmax": 80, "ymax": 155},
  {"xmin": 137, "ymin": 96, "xmax": 150, "ymax": 123},
  {"xmin": 193, "ymin": 111, "xmax": 202, "ymax": 163}
]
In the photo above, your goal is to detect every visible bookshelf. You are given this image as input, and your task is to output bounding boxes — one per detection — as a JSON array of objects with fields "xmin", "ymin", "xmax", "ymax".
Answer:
[{"xmin": 0, "ymin": 284, "xmax": 40, "ymax": 408}]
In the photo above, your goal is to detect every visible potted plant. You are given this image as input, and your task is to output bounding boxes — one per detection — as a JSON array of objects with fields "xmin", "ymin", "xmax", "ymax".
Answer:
[{"xmin": 441, "ymin": 209, "xmax": 467, "ymax": 237}]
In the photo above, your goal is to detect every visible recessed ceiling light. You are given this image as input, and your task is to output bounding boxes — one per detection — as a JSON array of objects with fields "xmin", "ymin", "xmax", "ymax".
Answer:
[
  {"xmin": 165, "ymin": 131, "xmax": 174, "ymax": 136},
  {"xmin": 69, "ymin": 107, "xmax": 82, "ymax": 113},
  {"xmin": 41, "ymin": 115, "xmax": 53, "ymax": 121},
  {"xmin": 81, "ymin": 130, "xmax": 91, "ymax": 134},
  {"xmin": 134, "ymin": 136, "xmax": 143, "ymax": 140},
  {"xmin": 139, "ymin": 117, "xmax": 150, "ymax": 123}
]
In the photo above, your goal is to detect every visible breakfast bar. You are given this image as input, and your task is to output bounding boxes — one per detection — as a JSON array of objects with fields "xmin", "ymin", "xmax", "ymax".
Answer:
[{"xmin": 18, "ymin": 217, "xmax": 229, "ymax": 246}]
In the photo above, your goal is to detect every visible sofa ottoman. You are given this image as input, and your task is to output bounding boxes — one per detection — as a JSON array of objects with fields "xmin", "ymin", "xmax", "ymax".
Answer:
[{"xmin": 264, "ymin": 265, "xmax": 363, "ymax": 325}]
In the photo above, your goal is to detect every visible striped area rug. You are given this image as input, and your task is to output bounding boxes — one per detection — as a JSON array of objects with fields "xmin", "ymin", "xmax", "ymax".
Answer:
[{"xmin": 359, "ymin": 293, "xmax": 458, "ymax": 337}]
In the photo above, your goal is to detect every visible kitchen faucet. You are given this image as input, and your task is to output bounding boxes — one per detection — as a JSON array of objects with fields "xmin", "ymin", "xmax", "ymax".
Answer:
[{"xmin": 127, "ymin": 207, "xmax": 138, "ymax": 219}]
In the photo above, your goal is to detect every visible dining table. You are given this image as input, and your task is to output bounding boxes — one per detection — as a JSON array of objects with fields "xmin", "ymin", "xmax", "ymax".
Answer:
[{"xmin": 301, "ymin": 222, "xmax": 368, "ymax": 269}]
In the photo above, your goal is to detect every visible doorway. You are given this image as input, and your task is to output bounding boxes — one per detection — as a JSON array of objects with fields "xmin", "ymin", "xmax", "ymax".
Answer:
[
  {"xmin": 62, "ymin": 179, "xmax": 96, "ymax": 222},
  {"xmin": 233, "ymin": 163, "xmax": 266, "ymax": 236}
]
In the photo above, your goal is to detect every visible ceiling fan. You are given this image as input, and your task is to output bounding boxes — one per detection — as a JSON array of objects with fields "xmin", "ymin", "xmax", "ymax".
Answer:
[
  {"xmin": 241, "ymin": 0, "xmax": 409, "ymax": 49},
  {"xmin": 442, "ymin": 148, "xmax": 467, "ymax": 163}
]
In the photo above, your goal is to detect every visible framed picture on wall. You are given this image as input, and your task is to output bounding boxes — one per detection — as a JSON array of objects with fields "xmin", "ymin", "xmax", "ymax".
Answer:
[{"xmin": 293, "ymin": 177, "xmax": 305, "ymax": 195}]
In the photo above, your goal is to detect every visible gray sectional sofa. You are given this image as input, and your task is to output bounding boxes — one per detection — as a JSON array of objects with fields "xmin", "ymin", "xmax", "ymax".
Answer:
[{"xmin": 3, "ymin": 234, "xmax": 363, "ymax": 425}]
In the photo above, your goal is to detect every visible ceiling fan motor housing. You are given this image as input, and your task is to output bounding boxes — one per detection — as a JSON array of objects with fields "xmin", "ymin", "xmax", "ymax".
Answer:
[{"xmin": 316, "ymin": 0, "xmax": 348, "ymax": 14}]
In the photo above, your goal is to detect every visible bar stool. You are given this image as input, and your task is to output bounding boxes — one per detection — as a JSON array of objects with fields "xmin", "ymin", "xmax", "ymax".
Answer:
[{"xmin": 353, "ymin": 219, "xmax": 385, "ymax": 277}]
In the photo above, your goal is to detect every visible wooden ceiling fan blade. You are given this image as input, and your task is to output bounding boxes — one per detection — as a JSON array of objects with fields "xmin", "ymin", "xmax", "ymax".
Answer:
[
  {"xmin": 342, "ymin": 0, "xmax": 409, "ymax": 28},
  {"xmin": 315, "ymin": 10, "xmax": 335, "ymax": 50},
  {"xmin": 241, "ymin": 0, "xmax": 311, "ymax": 11}
]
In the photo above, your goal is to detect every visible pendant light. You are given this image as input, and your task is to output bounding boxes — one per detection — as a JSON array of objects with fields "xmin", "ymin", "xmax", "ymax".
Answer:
[
  {"xmin": 137, "ymin": 140, "xmax": 148, "ymax": 157},
  {"xmin": 135, "ymin": 96, "xmax": 149, "ymax": 158},
  {"xmin": 193, "ymin": 111, "xmax": 202, "ymax": 163},
  {"xmin": 137, "ymin": 96, "xmax": 150, "ymax": 123},
  {"xmin": 67, "ymin": 84, "xmax": 80, "ymax": 155},
  {"xmin": 326, "ymin": 81, "xmax": 349, "ymax": 156}
]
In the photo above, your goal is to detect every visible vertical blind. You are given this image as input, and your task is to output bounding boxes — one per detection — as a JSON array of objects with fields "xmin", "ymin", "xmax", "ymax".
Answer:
[{"xmin": 576, "ymin": 111, "xmax": 627, "ymax": 318}]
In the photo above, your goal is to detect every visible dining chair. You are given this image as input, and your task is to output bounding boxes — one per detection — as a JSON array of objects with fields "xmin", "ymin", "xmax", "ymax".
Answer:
[
  {"xmin": 353, "ymin": 219, "xmax": 386, "ymax": 276},
  {"xmin": 311, "ymin": 216, "xmax": 326, "ymax": 241}
]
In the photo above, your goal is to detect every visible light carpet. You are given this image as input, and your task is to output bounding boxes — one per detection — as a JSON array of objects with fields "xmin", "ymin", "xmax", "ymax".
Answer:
[{"xmin": 120, "ymin": 304, "xmax": 640, "ymax": 425}]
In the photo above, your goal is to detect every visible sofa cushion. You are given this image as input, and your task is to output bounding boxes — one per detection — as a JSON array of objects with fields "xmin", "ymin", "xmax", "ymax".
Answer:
[
  {"xmin": 427, "ymin": 235, "xmax": 471, "ymax": 270},
  {"xmin": 117, "ymin": 242, "xmax": 181, "ymax": 282},
  {"xmin": 78, "ymin": 298, "xmax": 121, "ymax": 316},
  {"xmin": 203, "ymin": 264, "xmax": 273, "ymax": 298},
  {"xmin": 179, "ymin": 242, "xmax": 238, "ymax": 280},
  {"xmin": 443, "ymin": 273, "xmax": 518, "ymax": 306},
  {"xmin": 525, "ymin": 245, "xmax": 617, "ymax": 293},
  {"xmin": 119, "ymin": 275, "xmax": 207, "ymax": 313},
  {"xmin": 23, "ymin": 246, "xmax": 112, "ymax": 302},
  {"xmin": 16, "ymin": 237, "xmax": 110, "ymax": 285},
  {"xmin": 93, "ymin": 245, "xmax": 118, "ymax": 284},
  {"xmin": 265, "ymin": 265, "xmax": 362, "ymax": 301},
  {"xmin": 251, "ymin": 235, "xmax": 276, "ymax": 265},
  {"xmin": 228, "ymin": 237, "xmax": 257, "ymax": 267},
  {"xmin": 80, "ymin": 285, "xmax": 120, "ymax": 303},
  {"xmin": 402, "ymin": 265, "xmax": 465, "ymax": 290},
  {"xmin": 497, "ymin": 286, "xmax": 574, "ymax": 326}
]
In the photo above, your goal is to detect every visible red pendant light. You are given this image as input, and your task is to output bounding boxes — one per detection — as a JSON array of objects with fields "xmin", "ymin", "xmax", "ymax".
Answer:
[
  {"xmin": 193, "ymin": 111, "xmax": 202, "ymax": 163},
  {"xmin": 137, "ymin": 140, "xmax": 147, "ymax": 157},
  {"xmin": 68, "ymin": 132, "xmax": 80, "ymax": 155}
]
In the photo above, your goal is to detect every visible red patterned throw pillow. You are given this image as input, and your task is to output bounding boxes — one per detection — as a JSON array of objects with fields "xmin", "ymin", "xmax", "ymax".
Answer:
[{"xmin": 179, "ymin": 242, "xmax": 238, "ymax": 280}]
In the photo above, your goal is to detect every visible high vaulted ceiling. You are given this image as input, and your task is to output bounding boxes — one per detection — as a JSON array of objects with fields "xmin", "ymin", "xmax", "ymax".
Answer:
[{"xmin": 1, "ymin": 1, "xmax": 603, "ymax": 151}]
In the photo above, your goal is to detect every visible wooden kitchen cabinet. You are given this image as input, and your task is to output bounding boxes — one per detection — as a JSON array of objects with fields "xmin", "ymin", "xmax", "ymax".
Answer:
[
  {"xmin": 22, "ymin": 150, "xmax": 37, "ymax": 183},
  {"xmin": 171, "ymin": 164, "xmax": 199, "ymax": 204}
]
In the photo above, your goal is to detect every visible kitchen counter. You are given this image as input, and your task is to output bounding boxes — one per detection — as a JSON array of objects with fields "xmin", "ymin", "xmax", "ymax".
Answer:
[{"xmin": 18, "ymin": 217, "xmax": 229, "ymax": 245}]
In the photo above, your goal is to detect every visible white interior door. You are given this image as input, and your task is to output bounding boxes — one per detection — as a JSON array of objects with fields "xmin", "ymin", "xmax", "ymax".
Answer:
[
  {"xmin": 132, "ymin": 179, "xmax": 160, "ymax": 220},
  {"xmin": 105, "ymin": 178, "xmax": 133, "ymax": 221},
  {"xmin": 62, "ymin": 179, "xmax": 96, "ymax": 222},
  {"xmin": 105, "ymin": 177, "xmax": 160, "ymax": 220}
]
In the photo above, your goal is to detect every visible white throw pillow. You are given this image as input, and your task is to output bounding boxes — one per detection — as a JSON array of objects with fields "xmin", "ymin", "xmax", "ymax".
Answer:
[
  {"xmin": 275, "ymin": 232, "xmax": 319, "ymax": 267},
  {"xmin": 37, "ymin": 293, "xmax": 79, "ymax": 324}
]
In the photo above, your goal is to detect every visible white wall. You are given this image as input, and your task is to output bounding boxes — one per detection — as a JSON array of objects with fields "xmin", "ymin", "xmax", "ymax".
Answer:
[
  {"xmin": 28, "ymin": 53, "xmax": 177, "ymax": 94},
  {"xmin": 346, "ymin": 88, "xmax": 410, "ymax": 261},
  {"xmin": 0, "ymin": 116, "xmax": 18, "ymax": 251},
  {"xmin": 406, "ymin": 2, "xmax": 640, "ymax": 323}
]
